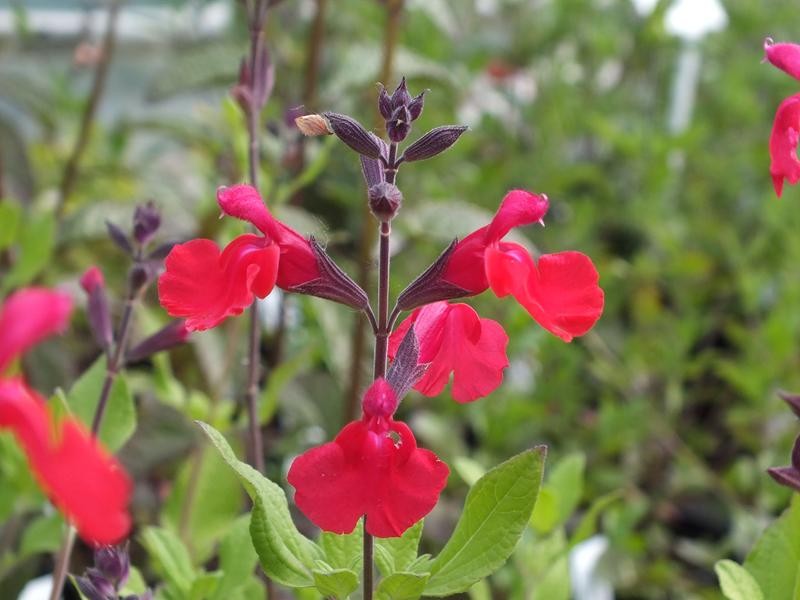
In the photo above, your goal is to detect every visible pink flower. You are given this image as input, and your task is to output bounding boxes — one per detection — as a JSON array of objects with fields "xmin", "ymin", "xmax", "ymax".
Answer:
[
  {"xmin": 287, "ymin": 379, "xmax": 449, "ymax": 538},
  {"xmin": 769, "ymin": 93, "xmax": 800, "ymax": 197},
  {"xmin": 389, "ymin": 302, "xmax": 509, "ymax": 402},
  {"xmin": 0, "ymin": 288, "xmax": 132, "ymax": 545}
]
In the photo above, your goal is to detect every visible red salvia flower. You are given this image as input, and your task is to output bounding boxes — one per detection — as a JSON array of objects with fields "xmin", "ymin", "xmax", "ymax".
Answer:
[
  {"xmin": 764, "ymin": 38, "xmax": 800, "ymax": 82},
  {"xmin": 0, "ymin": 288, "xmax": 132, "ymax": 545},
  {"xmin": 0, "ymin": 288, "xmax": 73, "ymax": 373},
  {"xmin": 769, "ymin": 93, "xmax": 800, "ymax": 197},
  {"xmin": 0, "ymin": 379, "xmax": 132, "ymax": 544},
  {"xmin": 158, "ymin": 184, "xmax": 325, "ymax": 331},
  {"xmin": 764, "ymin": 39, "xmax": 800, "ymax": 197},
  {"xmin": 411, "ymin": 189, "xmax": 604, "ymax": 341},
  {"xmin": 287, "ymin": 379, "xmax": 449, "ymax": 537},
  {"xmin": 388, "ymin": 301, "xmax": 509, "ymax": 402}
]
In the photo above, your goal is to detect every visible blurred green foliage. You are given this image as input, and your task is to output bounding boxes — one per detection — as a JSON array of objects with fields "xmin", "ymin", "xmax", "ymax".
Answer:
[{"xmin": 3, "ymin": 0, "xmax": 800, "ymax": 598}]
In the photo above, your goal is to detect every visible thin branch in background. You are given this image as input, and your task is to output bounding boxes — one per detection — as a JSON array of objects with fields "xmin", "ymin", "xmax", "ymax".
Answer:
[
  {"xmin": 240, "ymin": 0, "xmax": 272, "ymax": 475},
  {"xmin": 303, "ymin": 0, "xmax": 328, "ymax": 111},
  {"xmin": 344, "ymin": 0, "xmax": 405, "ymax": 424},
  {"xmin": 55, "ymin": 0, "xmax": 122, "ymax": 224},
  {"xmin": 0, "ymin": 147, "xmax": 5, "ymax": 200}
]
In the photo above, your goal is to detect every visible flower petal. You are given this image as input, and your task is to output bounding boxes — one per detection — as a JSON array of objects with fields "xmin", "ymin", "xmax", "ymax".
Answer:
[
  {"xmin": 0, "ymin": 379, "xmax": 132, "ymax": 544},
  {"xmin": 770, "ymin": 93, "xmax": 800, "ymax": 197},
  {"xmin": 484, "ymin": 189, "xmax": 549, "ymax": 243},
  {"xmin": 288, "ymin": 419, "xmax": 448, "ymax": 538},
  {"xmin": 390, "ymin": 302, "xmax": 509, "ymax": 403},
  {"xmin": 442, "ymin": 190, "xmax": 549, "ymax": 294},
  {"xmin": 0, "ymin": 288, "xmax": 72, "ymax": 374},
  {"xmin": 216, "ymin": 184, "xmax": 319, "ymax": 289},
  {"xmin": 158, "ymin": 235, "xmax": 279, "ymax": 331},
  {"xmin": 217, "ymin": 184, "xmax": 277, "ymax": 237},
  {"xmin": 366, "ymin": 421, "xmax": 449, "ymax": 538},
  {"xmin": 486, "ymin": 243, "xmax": 604, "ymax": 342},
  {"xmin": 764, "ymin": 39, "xmax": 800, "ymax": 81}
]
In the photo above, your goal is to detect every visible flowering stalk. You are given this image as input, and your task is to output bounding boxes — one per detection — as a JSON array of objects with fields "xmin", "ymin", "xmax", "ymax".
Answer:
[
  {"xmin": 346, "ymin": 0, "xmax": 406, "ymax": 423},
  {"xmin": 50, "ymin": 207, "xmax": 163, "ymax": 600}
]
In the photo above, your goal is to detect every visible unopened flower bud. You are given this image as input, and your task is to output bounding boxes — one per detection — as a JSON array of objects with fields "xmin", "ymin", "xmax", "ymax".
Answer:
[
  {"xmin": 107, "ymin": 220, "xmax": 133, "ymax": 255},
  {"xmin": 80, "ymin": 266, "xmax": 113, "ymax": 352},
  {"xmin": 231, "ymin": 58, "xmax": 254, "ymax": 113},
  {"xmin": 126, "ymin": 320, "xmax": 190, "ymax": 363},
  {"xmin": 402, "ymin": 125, "xmax": 468, "ymax": 162},
  {"xmin": 390, "ymin": 77, "xmax": 411, "ymax": 111},
  {"xmin": 387, "ymin": 105, "xmax": 412, "ymax": 143},
  {"xmin": 323, "ymin": 112, "xmax": 383, "ymax": 158},
  {"xmin": 768, "ymin": 435, "xmax": 800, "ymax": 492},
  {"xmin": 251, "ymin": 43, "xmax": 274, "ymax": 111},
  {"xmin": 95, "ymin": 544, "xmax": 130, "ymax": 587},
  {"xmin": 295, "ymin": 114, "xmax": 332, "ymax": 137},
  {"xmin": 408, "ymin": 90, "xmax": 426, "ymax": 121},
  {"xmin": 133, "ymin": 202, "xmax": 160, "ymax": 246},
  {"xmin": 128, "ymin": 263, "xmax": 152, "ymax": 296},
  {"xmin": 378, "ymin": 85, "xmax": 392, "ymax": 120},
  {"xmin": 779, "ymin": 390, "xmax": 800, "ymax": 419},
  {"xmin": 362, "ymin": 378, "xmax": 399, "ymax": 419},
  {"xmin": 76, "ymin": 572, "xmax": 115, "ymax": 600},
  {"xmin": 368, "ymin": 182, "xmax": 403, "ymax": 222}
]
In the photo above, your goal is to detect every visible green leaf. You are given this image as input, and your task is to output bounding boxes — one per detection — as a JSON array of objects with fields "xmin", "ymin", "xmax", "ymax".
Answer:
[
  {"xmin": 140, "ymin": 526, "xmax": 196, "ymax": 595},
  {"xmin": 467, "ymin": 578, "xmax": 491, "ymax": 600},
  {"xmin": 375, "ymin": 520, "xmax": 424, "ymax": 576},
  {"xmin": 312, "ymin": 564, "xmax": 359, "ymax": 598},
  {"xmin": 529, "ymin": 529, "xmax": 570, "ymax": 600},
  {"xmin": 119, "ymin": 567, "xmax": 148, "ymax": 595},
  {"xmin": 0, "ymin": 201, "xmax": 21, "ymax": 250},
  {"xmin": 67, "ymin": 357, "xmax": 136, "ymax": 452},
  {"xmin": 321, "ymin": 520, "xmax": 362, "ymax": 571},
  {"xmin": 18, "ymin": 514, "xmax": 64, "ymax": 557},
  {"xmin": 2, "ymin": 212, "xmax": 54, "ymax": 292},
  {"xmin": 197, "ymin": 421, "xmax": 321, "ymax": 587},
  {"xmin": 163, "ymin": 445, "xmax": 243, "ymax": 561},
  {"xmin": 425, "ymin": 447, "xmax": 547, "ymax": 596},
  {"xmin": 744, "ymin": 495, "xmax": 800, "ymax": 600},
  {"xmin": 376, "ymin": 572, "xmax": 429, "ymax": 600},
  {"xmin": 189, "ymin": 571, "xmax": 222, "ymax": 600},
  {"xmin": 546, "ymin": 453, "xmax": 585, "ymax": 524},
  {"xmin": 529, "ymin": 487, "xmax": 559, "ymax": 534},
  {"xmin": 716, "ymin": 559, "xmax": 765, "ymax": 600},
  {"xmin": 569, "ymin": 489, "xmax": 624, "ymax": 547},
  {"xmin": 211, "ymin": 516, "xmax": 259, "ymax": 600}
]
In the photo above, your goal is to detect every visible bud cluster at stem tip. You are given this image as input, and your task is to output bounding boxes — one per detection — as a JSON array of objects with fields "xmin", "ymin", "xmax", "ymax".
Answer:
[{"xmin": 379, "ymin": 77, "xmax": 425, "ymax": 143}]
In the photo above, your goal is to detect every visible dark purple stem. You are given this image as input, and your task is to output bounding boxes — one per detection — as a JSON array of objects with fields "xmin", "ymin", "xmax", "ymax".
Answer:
[{"xmin": 363, "ymin": 142, "xmax": 398, "ymax": 600}]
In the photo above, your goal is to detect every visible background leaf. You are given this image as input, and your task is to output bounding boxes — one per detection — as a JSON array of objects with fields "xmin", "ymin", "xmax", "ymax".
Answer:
[{"xmin": 67, "ymin": 357, "xmax": 136, "ymax": 452}]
